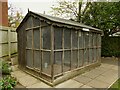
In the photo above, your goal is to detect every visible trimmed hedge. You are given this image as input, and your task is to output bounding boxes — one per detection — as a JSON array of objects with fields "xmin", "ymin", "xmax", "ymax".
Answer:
[{"xmin": 101, "ymin": 36, "xmax": 120, "ymax": 57}]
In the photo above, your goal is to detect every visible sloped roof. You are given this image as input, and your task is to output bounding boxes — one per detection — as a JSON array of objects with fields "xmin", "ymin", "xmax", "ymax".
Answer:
[{"xmin": 17, "ymin": 11, "xmax": 102, "ymax": 33}]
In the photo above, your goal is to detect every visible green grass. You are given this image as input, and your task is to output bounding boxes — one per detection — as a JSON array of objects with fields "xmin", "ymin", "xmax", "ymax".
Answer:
[{"xmin": 109, "ymin": 78, "xmax": 120, "ymax": 90}]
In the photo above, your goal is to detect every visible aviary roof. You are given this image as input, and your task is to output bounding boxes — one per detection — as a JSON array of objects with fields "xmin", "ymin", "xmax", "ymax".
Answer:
[{"xmin": 17, "ymin": 11, "xmax": 102, "ymax": 33}]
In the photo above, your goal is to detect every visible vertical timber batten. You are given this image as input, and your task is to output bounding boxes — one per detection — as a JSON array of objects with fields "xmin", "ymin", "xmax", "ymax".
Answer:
[
  {"xmin": 51, "ymin": 25, "xmax": 54, "ymax": 82},
  {"xmin": 77, "ymin": 30, "xmax": 79, "ymax": 67},
  {"xmin": 62, "ymin": 28, "xmax": 64, "ymax": 73},
  {"xmin": 70, "ymin": 29, "xmax": 72, "ymax": 70},
  {"xmin": 40, "ymin": 20, "xmax": 42, "ymax": 75},
  {"xmin": 32, "ymin": 17, "xmax": 34, "ymax": 68}
]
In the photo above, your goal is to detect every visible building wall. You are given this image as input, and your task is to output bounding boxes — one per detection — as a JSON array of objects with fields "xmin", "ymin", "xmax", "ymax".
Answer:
[{"xmin": 0, "ymin": 0, "xmax": 8, "ymax": 26}]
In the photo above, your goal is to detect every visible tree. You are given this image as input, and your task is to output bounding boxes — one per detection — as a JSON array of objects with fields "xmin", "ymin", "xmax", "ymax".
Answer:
[
  {"xmin": 8, "ymin": 4, "xmax": 24, "ymax": 28},
  {"xmin": 82, "ymin": 2, "xmax": 120, "ymax": 36},
  {"xmin": 51, "ymin": 0, "xmax": 120, "ymax": 36}
]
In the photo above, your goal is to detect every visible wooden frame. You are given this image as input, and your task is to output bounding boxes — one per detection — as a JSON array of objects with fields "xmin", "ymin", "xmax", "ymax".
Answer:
[{"xmin": 17, "ymin": 11, "xmax": 102, "ymax": 85}]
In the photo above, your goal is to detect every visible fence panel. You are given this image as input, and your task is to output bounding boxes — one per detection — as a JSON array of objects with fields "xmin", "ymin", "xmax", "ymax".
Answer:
[{"xmin": 0, "ymin": 26, "xmax": 17, "ymax": 60}]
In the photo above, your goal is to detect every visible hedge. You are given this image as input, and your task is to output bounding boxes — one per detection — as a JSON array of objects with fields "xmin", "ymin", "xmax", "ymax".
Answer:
[{"xmin": 101, "ymin": 36, "xmax": 120, "ymax": 57}]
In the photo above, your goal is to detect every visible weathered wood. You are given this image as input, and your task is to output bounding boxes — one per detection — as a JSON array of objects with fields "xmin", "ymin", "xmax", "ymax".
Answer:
[
  {"xmin": 32, "ymin": 17, "xmax": 34, "ymax": 68},
  {"xmin": 77, "ymin": 30, "xmax": 79, "ymax": 67},
  {"xmin": 40, "ymin": 20, "xmax": 42, "ymax": 75},
  {"xmin": 51, "ymin": 25, "xmax": 54, "ymax": 82},
  {"xmin": 62, "ymin": 28, "xmax": 64, "ymax": 73},
  {"xmin": 70, "ymin": 29, "xmax": 72, "ymax": 70},
  {"xmin": 8, "ymin": 28, "xmax": 11, "ymax": 59}
]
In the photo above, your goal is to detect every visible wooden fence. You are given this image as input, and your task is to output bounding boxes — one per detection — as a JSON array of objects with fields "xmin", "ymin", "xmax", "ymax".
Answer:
[{"xmin": 0, "ymin": 26, "xmax": 17, "ymax": 60}]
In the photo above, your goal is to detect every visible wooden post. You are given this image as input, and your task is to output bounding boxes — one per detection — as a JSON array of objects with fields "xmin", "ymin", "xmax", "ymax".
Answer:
[
  {"xmin": 40, "ymin": 21, "xmax": 42, "ymax": 75},
  {"xmin": 51, "ymin": 25, "xmax": 54, "ymax": 82},
  {"xmin": 70, "ymin": 30, "xmax": 72, "ymax": 70},
  {"xmin": 77, "ymin": 30, "xmax": 79, "ymax": 68},
  {"xmin": 8, "ymin": 28, "xmax": 11, "ymax": 60},
  {"xmin": 62, "ymin": 28, "xmax": 64, "ymax": 73},
  {"xmin": 32, "ymin": 17, "xmax": 34, "ymax": 68}
]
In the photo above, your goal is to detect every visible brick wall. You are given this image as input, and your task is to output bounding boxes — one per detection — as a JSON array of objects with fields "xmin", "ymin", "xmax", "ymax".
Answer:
[{"xmin": 0, "ymin": 0, "xmax": 8, "ymax": 26}]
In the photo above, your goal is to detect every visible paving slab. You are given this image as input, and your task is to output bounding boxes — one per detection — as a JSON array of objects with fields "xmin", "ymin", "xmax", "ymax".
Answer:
[
  {"xmin": 111, "ymin": 65, "xmax": 118, "ymax": 70},
  {"xmin": 55, "ymin": 79, "xmax": 83, "ymax": 88},
  {"xmin": 101, "ymin": 70, "xmax": 118, "ymax": 79},
  {"xmin": 86, "ymin": 79, "xmax": 110, "ymax": 88},
  {"xmin": 82, "ymin": 71, "xmax": 100, "ymax": 79},
  {"xmin": 100, "ymin": 63, "xmax": 114, "ymax": 69},
  {"xmin": 19, "ymin": 75, "xmax": 40, "ymax": 87},
  {"xmin": 80, "ymin": 85, "xmax": 93, "ymax": 88},
  {"xmin": 94, "ymin": 67, "xmax": 110, "ymax": 73},
  {"xmin": 73, "ymin": 75, "xmax": 92, "ymax": 84},
  {"xmin": 87, "ymin": 69, "xmax": 105, "ymax": 75},
  {"xmin": 95, "ymin": 75, "xmax": 117, "ymax": 85},
  {"xmin": 11, "ymin": 70, "xmax": 27, "ymax": 78},
  {"xmin": 26, "ymin": 82, "xmax": 51, "ymax": 88},
  {"xmin": 11, "ymin": 65, "xmax": 19, "ymax": 71}
]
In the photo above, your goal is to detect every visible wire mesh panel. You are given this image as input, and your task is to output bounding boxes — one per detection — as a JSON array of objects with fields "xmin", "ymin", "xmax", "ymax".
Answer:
[
  {"xmin": 54, "ymin": 27, "xmax": 63, "ymax": 49},
  {"xmin": 42, "ymin": 51, "xmax": 51, "ymax": 75},
  {"xmin": 54, "ymin": 51, "xmax": 62, "ymax": 75},
  {"xmin": 79, "ymin": 31, "xmax": 83, "ymax": 49},
  {"xmin": 72, "ymin": 30, "xmax": 78, "ymax": 48},
  {"xmin": 64, "ymin": 28, "xmax": 71, "ymax": 49},
  {"xmin": 71, "ymin": 50, "xmax": 78, "ymax": 69},
  {"xmin": 26, "ymin": 30, "xmax": 32, "ymax": 48},
  {"xmin": 89, "ymin": 33, "xmax": 93, "ymax": 48},
  {"xmin": 64, "ymin": 51, "xmax": 71, "ymax": 72},
  {"xmin": 85, "ymin": 32, "xmax": 89, "ymax": 48},
  {"xmin": 93, "ymin": 33, "xmax": 97, "ymax": 46},
  {"xmin": 26, "ymin": 50, "xmax": 33, "ymax": 68},
  {"xmin": 89, "ymin": 49, "xmax": 93, "ymax": 63},
  {"xmin": 34, "ymin": 50, "xmax": 41, "ymax": 69},
  {"xmin": 83, "ymin": 49, "xmax": 88, "ymax": 65},
  {"xmin": 27, "ymin": 16, "xmax": 32, "ymax": 28},
  {"xmin": 33, "ymin": 17, "xmax": 40, "ymax": 27},
  {"xmin": 33, "ymin": 28, "xmax": 40, "ymax": 49},
  {"xmin": 98, "ymin": 34, "xmax": 101, "ymax": 46},
  {"xmin": 79, "ymin": 50, "xmax": 83, "ymax": 67},
  {"xmin": 41, "ymin": 26, "xmax": 51, "ymax": 49},
  {"xmin": 98, "ymin": 48, "xmax": 101, "ymax": 60},
  {"xmin": 93, "ymin": 49, "xmax": 97, "ymax": 62}
]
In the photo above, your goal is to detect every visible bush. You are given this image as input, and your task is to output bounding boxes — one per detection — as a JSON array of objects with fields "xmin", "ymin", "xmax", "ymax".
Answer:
[
  {"xmin": 101, "ymin": 36, "xmax": 120, "ymax": 57},
  {"xmin": 0, "ymin": 76, "xmax": 17, "ymax": 90},
  {"xmin": 1, "ymin": 61, "xmax": 12, "ymax": 75}
]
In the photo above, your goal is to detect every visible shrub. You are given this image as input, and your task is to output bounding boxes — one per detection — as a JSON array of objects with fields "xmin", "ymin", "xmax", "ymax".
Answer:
[
  {"xmin": 1, "ymin": 61, "xmax": 12, "ymax": 75},
  {"xmin": 0, "ymin": 76, "xmax": 17, "ymax": 90}
]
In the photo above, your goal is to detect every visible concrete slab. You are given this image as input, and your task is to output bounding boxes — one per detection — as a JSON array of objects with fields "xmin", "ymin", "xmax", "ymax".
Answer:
[
  {"xmin": 100, "ymin": 64, "xmax": 114, "ymax": 69},
  {"xmin": 102, "ymin": 69, "xmax": 118, "ymax": 79},
  {"xmin": 26, "ymin": 82, "xmax": 51, "ymax": 88},
  {"xmin": 11, "ymin": 65, "xmax": 18, "ymax": 71},
  {"xmin": 87, "ymin": 69, "xmax": 105, "ymax": 75},
  {"xmin": 73, "ymin": 75, "xmax": 92, "ymax": 84},
  {"xmin": 19, "ymin": 75, "xmax": 40, "ymax": 87},
  {"xmin": 86, "ymin": 79, "xmax": 110, "ymax": 88},
  {"xmin": 82, "ymin": 71, "xmax": 100, "ymax": 79},
  {"xmin": 111, "ymin": 65, "xmax": 118, "ymax": 70},
  {"xmin": 94, "ymin": 67, "xmax": 110, "ymax": 73},
  {"xmin": 55, "ymin": 79, "xmax": 83, "ymax": 88},
  {"xmin": 80, "ymin": 85, "xmax": 93, "ymax": 88},
  {"xmin": 11, "ymin": 70, "xmax": 27, "ymax": 78},
  {"xmin": 95, "ymin": 75, "xmax": 117, "ymax": 85}
]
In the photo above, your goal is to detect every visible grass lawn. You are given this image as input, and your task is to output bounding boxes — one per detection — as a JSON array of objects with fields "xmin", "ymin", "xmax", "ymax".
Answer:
[{"xmin": 109, "ymin": 78, "xmax": 120, "ymax": 90}]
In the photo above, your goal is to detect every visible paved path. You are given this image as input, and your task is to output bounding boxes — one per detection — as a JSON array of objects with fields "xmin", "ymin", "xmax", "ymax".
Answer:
[{"xmin": 11, "ymin": 57, "xmax": 119, "ymax": 89}]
